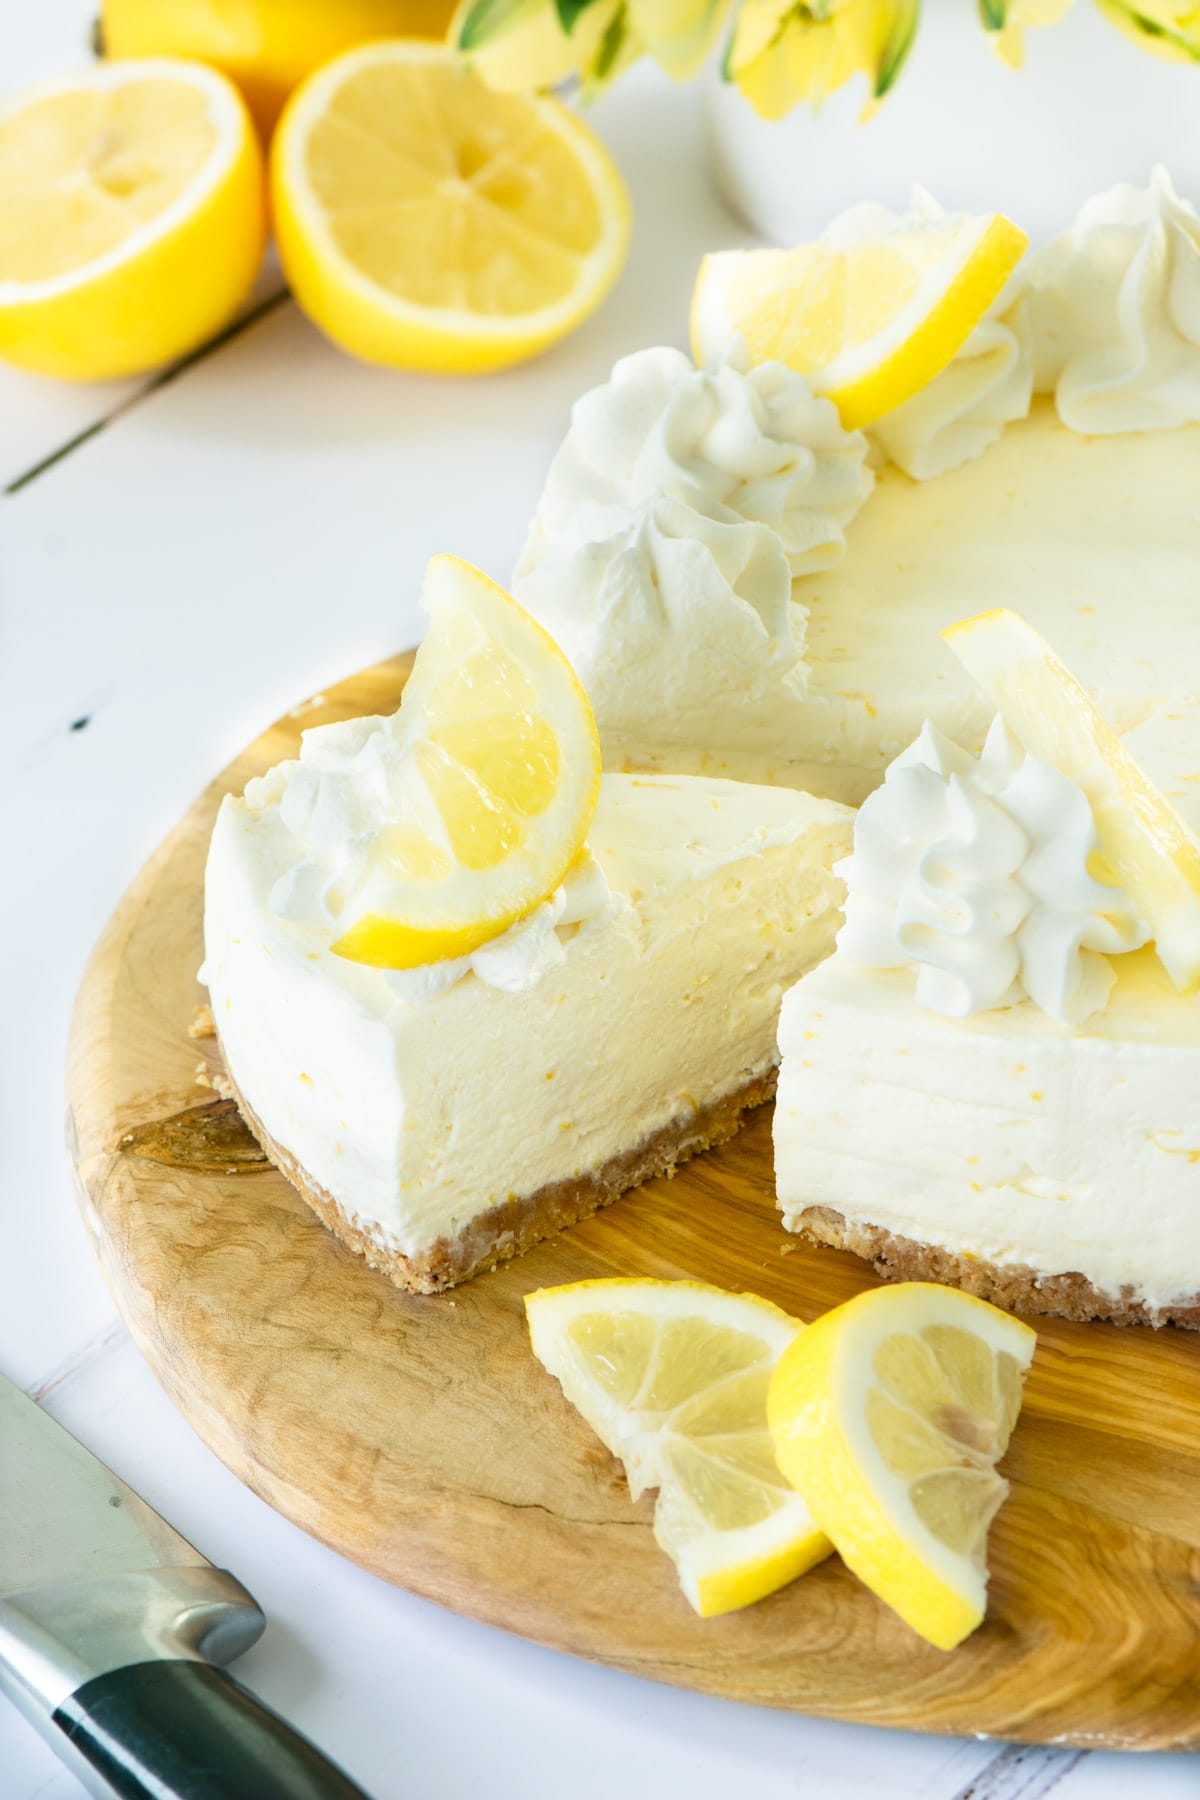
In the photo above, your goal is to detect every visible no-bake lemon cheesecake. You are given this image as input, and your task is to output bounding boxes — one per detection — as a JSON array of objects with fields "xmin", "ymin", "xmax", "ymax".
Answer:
[
  {"xmin": 204, "ymin": 557, "xmax": 851, "ymax": 1291},
  {"xmin": 205, "ymin": 170, "xmax": 1200, "ymax": 1319}
]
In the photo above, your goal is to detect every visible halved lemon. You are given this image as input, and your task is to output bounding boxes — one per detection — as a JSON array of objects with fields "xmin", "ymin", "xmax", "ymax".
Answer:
[
  {"xmin": 526, "ymin": 1279, "xmax": 832, "ymax": 1618},
  {"xmin": 945, "ymin": 608, "xmax": 1200, "ymax": 994},
  {"xmin": 768, "ymin": 1282, "xmax": 1035, "ymax": 1651},
  {"xmin": 690, "ymin": 211, "xmax": 1027, "ymax": 430},
  {"xmin": 271, "ymin": 41, "xmax": 631, "ymax": 375},
  {"xmin": 0, "ymin": 59, "xmax": 265, "ymax": 381},
  {"xmin": 332, "ymin": 554, "xmax": 601, "ymax": 968}
]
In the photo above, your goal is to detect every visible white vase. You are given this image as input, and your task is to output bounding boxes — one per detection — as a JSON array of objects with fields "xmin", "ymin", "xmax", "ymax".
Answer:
[{"xmin": 704, "ymin": 0, "xmax": 1200, "ymax": 244}]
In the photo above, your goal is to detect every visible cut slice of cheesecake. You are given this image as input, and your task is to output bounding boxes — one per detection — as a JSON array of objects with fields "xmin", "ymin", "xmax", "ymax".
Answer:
[{"xmin": 205, "ymin": 767, "xmax": 852, "ymax": 1292}]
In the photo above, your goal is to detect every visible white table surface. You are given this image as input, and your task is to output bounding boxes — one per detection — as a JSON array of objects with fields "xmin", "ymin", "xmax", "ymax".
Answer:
[{"xmin": 1, "ymin": 7, "xmax": 1196, "ymax": 1796}]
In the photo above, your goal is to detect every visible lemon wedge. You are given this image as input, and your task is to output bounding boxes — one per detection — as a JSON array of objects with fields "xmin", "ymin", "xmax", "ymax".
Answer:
[
  {"xmin": 768, "ymin": 1282, "xmax": 1035, "ymax": 1651},
  {"xmin": 690, "ymin": 211, "xmax": 1028, "ymax": 430},
  {"xmin": 945, "ymin": 608, "xmax": 1200, "ymax": 994},
  {"xmin": 332, "ymin": 555, "xmax": 601, "ymax": 969},
  {"xmin": 271, "ymin": 41, "xmax": 631, "ymax": 376},
  {"xmin": 0, "ymin": 60, "xmax": 265, "ymax": 381},
  {"xmin": 526, "ymin": 1279, "xmax": 832, "ymax": 1618}
]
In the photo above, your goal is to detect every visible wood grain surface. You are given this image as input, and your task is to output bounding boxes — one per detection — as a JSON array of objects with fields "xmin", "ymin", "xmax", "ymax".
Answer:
[{"xmin": 66, "ymin": 655, "xmax": 1200, "ymax": 1752}]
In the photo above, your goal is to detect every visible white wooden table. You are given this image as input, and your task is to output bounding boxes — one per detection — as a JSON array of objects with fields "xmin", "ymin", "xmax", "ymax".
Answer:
[{"xmin": 2, "ymin": 8, "xmax": 1196, "ymax": 1795}]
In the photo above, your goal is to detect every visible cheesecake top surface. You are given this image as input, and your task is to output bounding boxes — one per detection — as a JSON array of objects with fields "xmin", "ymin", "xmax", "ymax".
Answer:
[
  {"xmin": 511, "ymin": 172, "xmax": 1200, "ymax": 799},
  {"xmin": 209, "ymin": 767, "xmax": 850, "ymax": 1011}
]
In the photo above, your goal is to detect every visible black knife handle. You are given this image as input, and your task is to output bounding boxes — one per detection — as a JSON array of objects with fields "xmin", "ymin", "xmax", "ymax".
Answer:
[{"xmin": 52, "ymin": 1658, "xmax": 370, "ymax": 1800}]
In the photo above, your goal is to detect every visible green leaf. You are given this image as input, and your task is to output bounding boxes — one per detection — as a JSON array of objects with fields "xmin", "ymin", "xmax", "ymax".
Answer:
[
  {"xmin": 557, "ymin": 0, "xmax": 601, "ymax": 30},
  {"xmin": 591, "ymin": 6, "xmax": 629, "ymax": 70},
  {"xmin": 1099, "ymin": 0, "xmax": 1200, "ymax": 58},
  {"xmin": 457, "ymin": 0, "xmax": 531, "ymax": 51},
  {"xmin": 877, "ymin": 0, "xmax": 921, "ymax": 93},
  {"xmin": 978, "ymin": 0, "xmax": 1008, "ymax": 29}
]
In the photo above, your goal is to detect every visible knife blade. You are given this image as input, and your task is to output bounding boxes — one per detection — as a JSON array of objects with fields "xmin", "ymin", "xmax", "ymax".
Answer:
[{"xmin": 0, "ymin": 1373, "xmax": 370, "ymax": 1800}]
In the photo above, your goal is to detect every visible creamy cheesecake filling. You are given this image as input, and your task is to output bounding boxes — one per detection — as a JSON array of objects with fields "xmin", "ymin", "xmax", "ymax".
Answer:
[
  {"xmin": 775, "ymin": 953, "xmax": 1200, "ymax": 1316},
  {"xmin": 205, "ymin": 773, "xmax": 851, "ymax": 1262},
  {"xmin": 793, "ymin": 400, "xmax": 1200, "ymax": 803},
  {"xmin": 520, "ymin": 397, "xmax": 1200, "ymax": 804}
]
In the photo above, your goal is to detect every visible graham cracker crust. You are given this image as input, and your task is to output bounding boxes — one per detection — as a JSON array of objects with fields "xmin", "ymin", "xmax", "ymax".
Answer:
[
  {"xmin": 789, "ymin": 1205, "xmax": 1200, "ymax": 1331},
  {"xmin": 221, "ymin": 1042, "xmax": 776, "ymax": 1294}
]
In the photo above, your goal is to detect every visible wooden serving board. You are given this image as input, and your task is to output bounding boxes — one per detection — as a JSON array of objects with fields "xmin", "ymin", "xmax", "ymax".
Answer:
[{"xmin": 67, "ymin": 655, "xmax": 1200, "ymax": 1752}]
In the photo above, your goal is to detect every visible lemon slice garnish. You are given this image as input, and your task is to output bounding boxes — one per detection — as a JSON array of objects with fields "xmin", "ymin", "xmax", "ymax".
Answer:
[
  {"xmin": 332, "ymin": 555, "xmax": 601, "ymax": 969},
  {"xmin": 270, "ymin": 41, "xmax": 631, "ymax": 376},
  {"xmin": 768, "ymin": 1282, "xmax": 1036, "ymax": 1651},
  {"xmin": 944, "ymin": 607, "xmax": 1200, "ymax": 994},
  {"xmin": 0, "ymin": 59, "xmax": 264, "ymax": 380},
  {"xmin": 526, "ymin": 1279, "xmax": 832, "ymax": 1618},
  {"xmin": 690, "ymin": 212, "xmax": 1028, "ymax": 430}
]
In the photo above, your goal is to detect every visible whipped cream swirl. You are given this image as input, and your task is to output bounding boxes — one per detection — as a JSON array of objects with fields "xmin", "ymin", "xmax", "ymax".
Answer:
[
  {"xmin": 836, "ymin": 718, "xmax": 1147, "ymax": 1024},
  {"xmin": 1028, "ymin": 167, "xmax": 1200, "ymax": 433},
  {"xmin": 244, "ymin": 714, "xmax": 613, "ymax": 1000},
  {"xmin": 517, "ymin": 345, "xmax": 873, "ymax": 579},
  {"xmin": 516, "ymin": 494, "xmax": 808, "ymax": 754},
  {"xmin": 826, "ymin": 193, "xmax": 1034, "ymax": 481}
]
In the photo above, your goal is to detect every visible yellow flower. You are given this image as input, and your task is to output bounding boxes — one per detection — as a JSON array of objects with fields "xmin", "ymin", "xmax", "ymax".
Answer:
[
  {"xmin": 628, "ymin": 0, "xmax": 734, "ymax": 78},
  {"xmin": 1092, "ymin": 0, "xmax": 1200, "ymax": 61},
  {"xmin": 978, "ymin": 0, "xmax": 1075, "ymax": 69},
  {"xmin": 455, "ymin": 0, "xmax": 731, "ymax": 91},
  {"xmin": 454, "ymin": 0, "xmax": 621, "ymax": 91},
  {"xmin": 726, "ymin": 0, "xmax": 918, "ymax": 123}
]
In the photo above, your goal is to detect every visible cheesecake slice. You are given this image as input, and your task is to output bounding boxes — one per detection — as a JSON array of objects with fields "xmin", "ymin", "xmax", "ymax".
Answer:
[
  {"xmin": 205, "ymin": 766, "xmax": 851, "ymax": 1292},
  {"xmin": 773, "ymin": 616, "xmax": 1200, "ymax": 1330},
  {"xmin": 775, "ymin": 952, "xmax": 1200, "ymax": 1329}
]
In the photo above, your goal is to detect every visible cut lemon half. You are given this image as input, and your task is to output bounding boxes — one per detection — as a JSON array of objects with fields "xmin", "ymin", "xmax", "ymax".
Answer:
[
  {"xmin": 0, "ymin": 60, "xmax": 265, "ymax": 381},
  {"xmin": 271, "ymin": 41, "xmax": 631, "ymax": 375},
  {"xmin": 768, "ymin": 1282, "xmax": 1035, "ymax": 1651},
  {"xmin": 690, "ymin": 211, "xmax": 1027, "ymax": 430},
  {"xmin": 945, "ymin": 608, "xmax": 1200, "ymax": 994},
  {"xmin": 332, "ymin": 554, "xmax": 601, "ymax": 968},
  {"xmin": 526, "ymin": 1279, "xmax": 832, "ymax": 1618}
]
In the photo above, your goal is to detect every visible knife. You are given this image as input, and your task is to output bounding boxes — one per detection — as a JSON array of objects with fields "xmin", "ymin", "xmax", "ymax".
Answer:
[{"xmin": 0, "ymin": 1373, "xmax": 370, "ymax": 1799}]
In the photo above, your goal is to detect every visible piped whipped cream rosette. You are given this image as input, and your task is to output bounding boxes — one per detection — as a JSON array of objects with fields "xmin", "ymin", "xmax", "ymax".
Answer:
[
  {"xmin": 1029, "ymin": 167, "xmax": 1200, "ymax": 433},
  {"xmin": 836, "ymin": 717, "xmax": 1148, "ymax": 1025},
  {"xmin": 834, "ymin": 606, "xmax": 1200, "ymax": 1025},
  {"xmin": 516, "ymin": 495, "xmax": 813, "ymax": 773},
  {"xmin": 514, "ymin": 344, "xmax": 871, "ymax": 784},
  {"xmin": 517, "ymin": 345, "xmax": 874, "ymax": 580}
]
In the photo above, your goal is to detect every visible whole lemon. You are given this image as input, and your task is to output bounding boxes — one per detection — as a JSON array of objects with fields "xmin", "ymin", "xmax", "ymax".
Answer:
[{"xmin": 100, "ymin": 0, "xmax": 458, "ymax": 134}]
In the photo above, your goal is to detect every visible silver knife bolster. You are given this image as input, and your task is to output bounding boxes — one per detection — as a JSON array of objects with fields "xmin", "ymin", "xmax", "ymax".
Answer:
[{"xmin": 0, "ymin": 1565, "xmax": 265, "ymax": 1727}]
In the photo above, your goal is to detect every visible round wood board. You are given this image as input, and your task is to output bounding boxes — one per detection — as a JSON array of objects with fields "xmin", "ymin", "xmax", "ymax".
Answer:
[{"xmin": 67, "ymin": 655, "xmax": 1200, "ymax": 1752}]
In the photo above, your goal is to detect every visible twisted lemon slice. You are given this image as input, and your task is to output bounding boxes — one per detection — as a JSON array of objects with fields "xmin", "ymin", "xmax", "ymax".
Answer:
[
  {"xmin": 769, "ymin": 1283, "xmax": 1035, "ymax": 1651},
  {"xmin": 945, "ymin": 608, "xmax": 1200, "ymax": 994},
  {"xmin": 333, "ymin": 555, "xmax": 601, "ymax": 969},
  {"xmin": 527, "ymin": 1280, "xmax": 831, "ymax": 1617},
  {"xmin": 691, "ymin": 211, "xmax": 1027, "ymax": 430}
]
